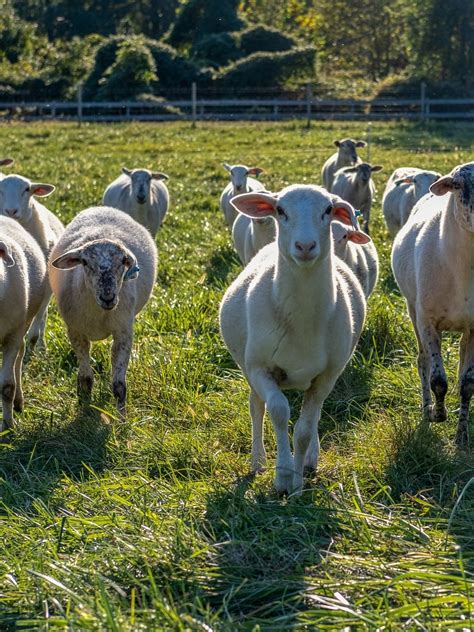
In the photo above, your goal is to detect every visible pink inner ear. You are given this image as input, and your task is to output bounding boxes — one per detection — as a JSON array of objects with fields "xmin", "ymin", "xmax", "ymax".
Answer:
[
  {"xmin": 348, "ymin": 231, "xmax": 370, "ymax": 244},
  {"xmin": 32, "ymin": 186, "xmax": 50, "ymax": 196},
  {"xmin": 333, "ymin": 206, "xmax": 353, "ymax": 226}
]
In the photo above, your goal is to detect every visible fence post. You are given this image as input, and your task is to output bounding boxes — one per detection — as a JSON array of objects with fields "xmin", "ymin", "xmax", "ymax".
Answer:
[
  {"xmin": 367, "ymin": 122, "xmax": 372, "ymax": 162},
  {"xmin": 191, "ymin": 82, "xmax": 197, "ymax": 127},
  {"xmin": 420, "ymin": 81, "xmax": 426, "ymax": 122},
  {"xmin": 306, "ymin": 83, "xmax": 312, "ymax": 128},
  {"xmin": 77, "ymin": 82, "xmax": 83, "ymax": 126}
]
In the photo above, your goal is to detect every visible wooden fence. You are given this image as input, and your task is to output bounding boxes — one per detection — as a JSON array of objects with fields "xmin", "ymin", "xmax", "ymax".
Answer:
[{"xmin": 0, "ymin": 87, "xmax": 473, "ymax": 123}]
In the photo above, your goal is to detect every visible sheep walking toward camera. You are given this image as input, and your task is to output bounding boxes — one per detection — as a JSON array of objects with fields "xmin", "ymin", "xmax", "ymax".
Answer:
[
  {"xmin": 103, "ymin": 167, "xmax": 169, "ymax": 238},
  {"xmin": 0, "ymin": 217, "xmax": 47, "ymax": 431},
  {"xmin": 321, "ymin": 138, "xmax": 366, "ymax": 191},
  {"xmin": 219, "ymin": 185, "xmax": 366, "ymax": 494},
  {"xmin": 331, "ymin": 221, "xmax": 378, "ymax": 298},
  {"xmin": 219, "ymin": 163, "xmax": 265, "ymax": 227},
  {"xmin": 332, "ymin": 162, "xmax": 383, "ymax": 234},
  {"xmin": 232, "ymin": 212, "xmax": 276, "ymax": 265},
  {"xmin": 382, "ymin": 167, "xmax": 442, "ymax": 237},
  {"xmin": 49, "ymin": 206, "xmax": 157, "ymax": 414},
  {"xmin": 392, "ymin": 162, "xmax": 474, "ymax": 447},
  {"xmin": 0, "ymin": 174, "xmax": 63, "ymax": 352}
]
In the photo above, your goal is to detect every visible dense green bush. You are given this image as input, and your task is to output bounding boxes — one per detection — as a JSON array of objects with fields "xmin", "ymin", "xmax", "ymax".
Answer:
[
  {"xmin": 191, "ymin": 33, "xmax": 240, "ymax": 68},
  {"xmin": 215, "ymin": 47, "xmax": 316, "ymax": 90},
  {"xmin": 239, "ymin": 25, "xmax": 296, "ymax": 57}
]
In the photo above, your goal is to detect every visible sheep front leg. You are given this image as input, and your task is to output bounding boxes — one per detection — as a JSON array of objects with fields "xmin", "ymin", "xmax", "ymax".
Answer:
[
  {"xmin": 247, "ymin": 367, "xmax": 293, "ymax": 493},
  {"xmin": 13, "ymin": 339, "xmax": 25, "ymax": 413},
  {"xmin": 457, "ymin": 330, "xmax": 474, "ymax": 447},
  {"xmin": 293, "ymin": 373, "xmax": 337, "ymax": 494},
  {"xmin": 419, "ymin": 321, "xmax": 447, "ymax": 422},
  {"xmin": 1, "ymin": 333, "xmax": 23, "ymax": 430},
  {"xmin": 408, "ymin": 304, "xmax": 432, "ymax": 415},
  {"xmin": 68, "ymin": 330, "xmax": 93, "ymax": 401},
  {"xmin": 25, "ymin": 290, "xmax": 51, "ymax": 355},
  {"xmin": 111, "ymin": 332, "xmax": 132, "ymax": 416}
]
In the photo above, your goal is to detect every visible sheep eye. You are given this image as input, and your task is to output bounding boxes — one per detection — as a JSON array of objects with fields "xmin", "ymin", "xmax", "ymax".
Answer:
[
  {"xmin": 323, "ymin": 205, "xmax": 332, "ymax": 218},
  {"xmin": 122, "ymin": 257, "xmax": 127, "ymax": 265},
  {"xmin": 276, "ymin": 206, "xmax": 287, "ymax": 219},
  {"xmin": 81, "ymin": 259, "xmax": 88, "ymax": 267},
  {"xmin": 24, "ymin": 187, "xmax": 30, "ymax": 194}
]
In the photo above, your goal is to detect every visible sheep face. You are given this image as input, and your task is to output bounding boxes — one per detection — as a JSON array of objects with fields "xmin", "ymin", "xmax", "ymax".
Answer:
[
  {"xmin": 231, "ymin": 185, "xmax": 360, "ymax": 268},
  {"xmin": 223, "ymin": 163, "xmax": 263, "ymax": 194},
  {"xmin": 0, "ymin": 175, "xmax": 54, "ymax": 222},
  {"xmin": 431, "ymin": 162, "xmax": 474, "ymax": 232},
  {"xmin": 122, "ymin": 168, "xmax": 168, "ymax": 206},
  {"xmin": 412, "ymin": 172, "xmax": 442, "ymax": 201},
  {"xmin": 52, "ymin": 239, "xmax": 138, "ymax": 311},
  {"xmin": 334, "ymin": 138, "xmax": 366, "ymax": 164},
  {"xmin": 331, "ymin": 221, "xmax": 371, "ymax": 258}
]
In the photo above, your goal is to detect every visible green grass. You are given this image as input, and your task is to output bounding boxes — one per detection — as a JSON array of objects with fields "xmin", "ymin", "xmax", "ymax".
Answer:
[{"xmin": 0, "ymin": 119, "xmax": 473, "ymax": 630}]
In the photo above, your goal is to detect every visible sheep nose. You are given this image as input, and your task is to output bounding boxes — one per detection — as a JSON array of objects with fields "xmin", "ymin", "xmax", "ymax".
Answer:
[
  {"xmin": 137, "ymin": 195, "xmax": 146, "ymax": 204},
  {"xmin": 295, "ymin": 241, "xmax": 316, "ymax": 253},
  {"xmin": 5, "ymin": 208, "xmax": 18, "ymax": 217}
]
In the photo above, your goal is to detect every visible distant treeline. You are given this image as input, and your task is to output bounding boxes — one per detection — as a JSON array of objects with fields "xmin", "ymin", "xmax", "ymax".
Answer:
[{"xmin": 1, "ymin": 0, "xmax": 472, "ymax": 101}]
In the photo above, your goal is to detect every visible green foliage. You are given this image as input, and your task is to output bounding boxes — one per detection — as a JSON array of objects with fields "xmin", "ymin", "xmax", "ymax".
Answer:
[
  {"xmin": 215, "ymin": 47, "xmax": 316, "ymax": 90},
  {"xmin": 191, "ymin": 32, "xmax": 240, "ymax": 68},
  {"xmin": 239, "ymin": 24, "xmax": 296, "ymax": 56},
  {"xmin": 168, "ymin": 0, "xmax": 245, "ymax": 49},
  {"xmin": 96, "ymin": 38, "xmax": 157, "ymax": 101},
  {"xmin": 0, "ymin": 119, "xmax": 473, "ymax": 628}
]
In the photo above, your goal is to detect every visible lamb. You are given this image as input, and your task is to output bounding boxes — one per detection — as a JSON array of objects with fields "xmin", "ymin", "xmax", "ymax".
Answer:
[
  {"xmin": 49, "ymin": 206, "xmax": 157, "ymax": 414},
  {"xmin": 331, "ymin": 162, "xmax": 383, "ymax": 234},
  {"xmin": 331, "ymin": 221, "xmax": 378, "ymax": 298},
  {"xmin": 102, "ymin": 167, "xmax": 169, "ymax": 238},
  {"xmin": 0, "ymin": 174, "xmax": 64, "ymax": 351},
  {"xmin": 219, "ymin": 163, "xmax": 264, "ymax": 227},
  {"xmin": 391, "ymin": 162, "xmax": 474, "ymax": 446},
  {"xmin": 382, "ymin": 167, "xmax": 442, "ymax": 237},
  {"xmin": 321, "ymin": 138, "xmax": 366, "ymax": 191},
  {"xmin": 0, "ymin": 216, "xmax": 47, "ymax": 431},
  {"xmin": 232, "ymin": 212, "xmax": 276, "ymax": 265},
  {"xmin": 219, "ymin": 185, "xmax": 366, "ymax": 494}
]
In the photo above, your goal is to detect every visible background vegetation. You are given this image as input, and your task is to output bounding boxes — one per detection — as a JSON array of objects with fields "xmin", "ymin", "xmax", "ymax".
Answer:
[
  {"xmin": 0, "ymin": 119, "xmax": 473, "ymax": 629},
  {"xmin": 1, "ymin": 0, "xmax": 473, "ymax": 100}
]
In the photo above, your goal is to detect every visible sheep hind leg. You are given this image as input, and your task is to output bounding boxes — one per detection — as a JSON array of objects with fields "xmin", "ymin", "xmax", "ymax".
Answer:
[
  {"xmin": 111, "ymin": 333, "xmax": 132, "ymax": 417},
  {"xmin": 25, "ymin": 291, "xmax": 51, "ymax": 358},
  {"xmin": 457, "ymin": 330, "xmax": 474, "ymax": 448},
  {"xmin": 418, "ymin": 322, "xmax": 447, "ymax": 423},
  {"xmin": 249, "ymin": 388, "xmax": 266, "ymax": 472},
  {"xmin": 0, "ymin": 333, "xmax": 23, "ymax": 431}
]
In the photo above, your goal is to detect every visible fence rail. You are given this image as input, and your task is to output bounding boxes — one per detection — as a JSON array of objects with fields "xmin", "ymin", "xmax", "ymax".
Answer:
[{"xmin": 0, "ymin": 94, "xmax": 473, "ymax": 123}]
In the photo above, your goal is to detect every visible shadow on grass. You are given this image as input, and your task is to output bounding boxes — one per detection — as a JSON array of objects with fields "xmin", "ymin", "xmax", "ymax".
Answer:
[
  {"xmin": 0, "ymin": 398, "xmax": 111, "ymax": 513},
  {"xmin": 200, "ymin": 476, "xmax": 339, "ymax": 626},
  {"xmin": 205, "ymin": 244, "xmax": 239, "ymax": 288}
]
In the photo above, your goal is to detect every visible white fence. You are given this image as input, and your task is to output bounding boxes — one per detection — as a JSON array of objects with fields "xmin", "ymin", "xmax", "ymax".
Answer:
[{"xmin": 0, "ymin": 93, "xmax": 473, "ymax": 123}]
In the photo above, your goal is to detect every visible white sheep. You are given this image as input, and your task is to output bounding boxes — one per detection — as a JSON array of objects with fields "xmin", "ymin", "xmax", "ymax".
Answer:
[
  {"xmin": 392, "ymin": 161, "xmax": 474, "ymax": 446},
  {"xmin": 0, "ymin": 174, "xmax": 64, "ymax": 352},
  {"xmin": 331, "ymin": 221, "xmax": 378, "ymax": 298},
  {"xmin": 219, "ymin": 163, "xmax": 264, "ymax": 227},
  {"xmin": 102, "ymin": 167, "xmax": 169, "ymax": 238},
  {"xmin": 232, "ymin": 212, "xmax": 276, "ymax": 265},
  {"xmin": 49, "ymin": 206, "xmax": 157, "ymax": 414},
  {"xmin": 332, "ymin": 162, "xmax": 383, "ymax": 234},
  {"xmin": 0, "ymin": 216, "xmax": 47, "ymax": 431},
  {"xmin": 219, "ymin": 185, "xmax": 366, "ymax": 494},
  {"xmin": 321, "ymin": 138, "xmax": 366, "ymax": 191},
  {"xmin": 382, "ymin": 167, "xmax": 442, "ymax": 237}
]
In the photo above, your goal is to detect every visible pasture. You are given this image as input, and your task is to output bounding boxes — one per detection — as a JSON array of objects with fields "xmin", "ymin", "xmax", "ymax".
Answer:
[{"xmin": 0, "ymin": 119, "xmax": 473, "ymax": 629}]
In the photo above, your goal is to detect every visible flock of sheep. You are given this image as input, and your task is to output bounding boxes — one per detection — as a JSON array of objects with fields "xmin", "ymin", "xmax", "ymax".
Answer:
[{"xmin": 0, "ymin": 140, "xmax": 472, "ymax": 497}]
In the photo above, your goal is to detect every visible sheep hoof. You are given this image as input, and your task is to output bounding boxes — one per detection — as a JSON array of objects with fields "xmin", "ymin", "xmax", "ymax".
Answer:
[
  {"xmin": 274, "ymin": 468, "xmax": 294, "ymax": 494},
  {"xmin": 428, "ymin": 403, "xmax": 448, "ymax": 423},
  {"xmin": 13, "ymin": 398, "xmax": 23, "ymax": 413}
]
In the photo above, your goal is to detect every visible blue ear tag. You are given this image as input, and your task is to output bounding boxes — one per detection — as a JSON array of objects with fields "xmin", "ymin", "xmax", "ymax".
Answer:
[
  {"xmin": 124, "ymin": 265, "xmax": 140, "ymax": 281},
  {"xmin": 355, "ymin": 209, "xmax": 362, "ymax": 218}
]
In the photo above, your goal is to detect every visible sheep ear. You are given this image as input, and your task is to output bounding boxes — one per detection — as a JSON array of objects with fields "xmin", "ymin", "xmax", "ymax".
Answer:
[
  {"xmin": 223, "ymin": 163, "xmax": 232, "ymax": 172},
  {"xmin": 343, "ymin": 166, "xmax": 359, "ymax": 173},
  {"xmin": 124, "ymin": 250, "xmax": 139, "ymax": 280},
  {"xmin": 231, "ymin": 192, "xmax": 277, "ymax": 218},
  {"xmin": 30, "ymin": 183, "xmax": 55, "ymax": 197},
  {"xmin": 0, "ymin": 241, "xmax": 15, "ymax": 267},
  {"xmin": 356, "ymin": 140, "xmax": 367, "ymax": 147},
  {"xmin": 51, "ymin": 248, "xmax": 83, "ymax": 269},
  {"xmin": 331, "ymin": 200, "xmax": 359, "ymax": 229},
  {"xmin": 122, "ymin": 167, "xmax": 132, "ymax": 177},
  {"xmin": 247, "ymin": 167, "xmax": 263, "ymax": 177},
  {"xmin": 151, "ymin": 171, "xmax": 169, "ymax": 181},
  {"xmin": 430, "ymin": 176, "xmax": 454, "ymax": 196},
  {"xmin": 0, "ymin": 158, "xmax": 13, "ymax": 167},
  {"xmin": 371, "ymin": 165, "xmax": 383, "ymax": 172},
  {"xmin": 394, "ymin": 176, "xmax": 414, "ymax": 186},
  {"xmin": 347, "ymin": 229, "xmax": 371, "ymax": 244},
  {"xmin": 333, "ymin": 140, "xmax": 341, "ymax": 147}
]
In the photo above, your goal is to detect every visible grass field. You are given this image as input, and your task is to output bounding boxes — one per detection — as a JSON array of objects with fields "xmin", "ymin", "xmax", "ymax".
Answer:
[{"xmin": 0, "ymin": 119, "xmax": 473, "ymax": 630}]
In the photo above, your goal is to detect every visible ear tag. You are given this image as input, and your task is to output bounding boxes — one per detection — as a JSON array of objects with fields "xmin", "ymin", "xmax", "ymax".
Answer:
[
  {"xmin": 124, "ymin": 265, "xmax": 140, "ymax": 280},
  {"xmin": 355, "ymin": 209, "xmax": 362, "ymax": 218}
]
